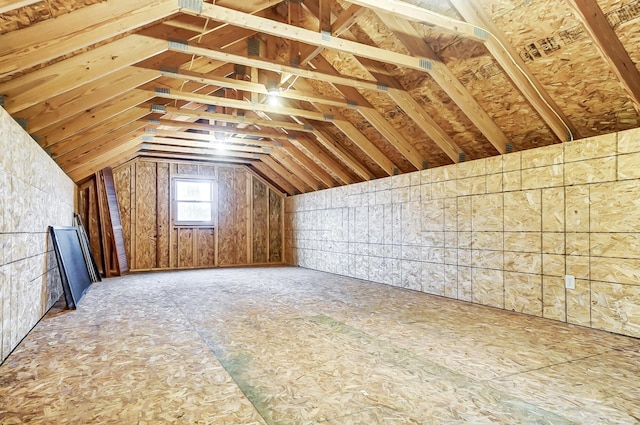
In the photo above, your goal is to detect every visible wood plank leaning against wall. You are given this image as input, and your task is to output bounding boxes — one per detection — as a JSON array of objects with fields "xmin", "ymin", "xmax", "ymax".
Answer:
[{"xmin": 92, "ymin": 158, "xmax": 286, "ymax": 271}]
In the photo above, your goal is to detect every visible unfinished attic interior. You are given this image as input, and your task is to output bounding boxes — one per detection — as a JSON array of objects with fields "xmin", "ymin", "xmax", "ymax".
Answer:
[{"xmin": 2, "ymin": 0, "xmax": 640, "ymax": 422}]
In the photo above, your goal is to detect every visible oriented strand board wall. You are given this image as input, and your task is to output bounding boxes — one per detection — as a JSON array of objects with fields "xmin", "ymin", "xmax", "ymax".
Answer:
[
  {"xmin": 113, "ymin": 159, "xmax": 285, "ymax": 270},
  {"xmin": 286, "ymin": 128, "xmax": 640, "ymax": 339},
  {"xmin": 0, "ymin": 106, "xmax": 75, "ymax": 363}
]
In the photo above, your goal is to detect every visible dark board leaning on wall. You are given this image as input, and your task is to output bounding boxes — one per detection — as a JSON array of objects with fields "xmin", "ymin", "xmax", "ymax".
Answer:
[{"xmin": 49, "ymin": 226, "xmax": 93, "ymax": 309}]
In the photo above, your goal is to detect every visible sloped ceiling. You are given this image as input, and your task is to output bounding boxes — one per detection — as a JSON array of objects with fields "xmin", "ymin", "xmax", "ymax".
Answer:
[{"xmin": 0, "ymin": 0, "xmax": 639, "ymax": 194}]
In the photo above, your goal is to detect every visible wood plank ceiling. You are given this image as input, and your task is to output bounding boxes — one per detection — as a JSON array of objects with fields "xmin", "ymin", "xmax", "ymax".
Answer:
[{"xmin": 1, "ymin": 0, "xmax": 639, "ymax": 194}]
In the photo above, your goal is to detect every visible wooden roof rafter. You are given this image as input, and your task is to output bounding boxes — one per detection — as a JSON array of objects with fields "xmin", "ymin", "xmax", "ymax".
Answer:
[
  {"xmin": 346, "ymin": 0, "xmax": 578, "ymax": 142},
  {"xmin": 301, "ymin": 2, "xmax": 464, "ymax": 164},
  {"xmin": 184, "ymin": 2, "xmax": 507, "ymax": 154},
  {"xmin": 565, "ymin": 0, "xmax": 640, "ymax": 114},
  {"xmin": 0, "ymin": 0, "xmax": 179, "ymax": 79}
]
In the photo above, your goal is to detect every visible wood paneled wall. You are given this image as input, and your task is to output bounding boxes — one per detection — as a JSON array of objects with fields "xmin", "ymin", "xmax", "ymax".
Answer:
[
  {"xmin": 286, "ymin": 127, "xmax": 640, "ymax": 339},
  {"xmin": 112, "ymin": 158, "xmax": 285, "ymax": 271},
  {"xmin": 0, "ymin": 106, "xmax": 75, "ymax": 363}
]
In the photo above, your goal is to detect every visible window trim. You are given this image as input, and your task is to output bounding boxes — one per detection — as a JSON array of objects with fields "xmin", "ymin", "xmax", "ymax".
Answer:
[{"xmin": 172, "ymin": 177, "xmax": 216, "ymax": 227}]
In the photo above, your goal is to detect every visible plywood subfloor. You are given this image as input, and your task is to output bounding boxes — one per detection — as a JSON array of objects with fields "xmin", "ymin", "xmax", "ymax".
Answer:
[{"xmin": 1, "ymin": 267, "xmax": 639, "ymax": 424}]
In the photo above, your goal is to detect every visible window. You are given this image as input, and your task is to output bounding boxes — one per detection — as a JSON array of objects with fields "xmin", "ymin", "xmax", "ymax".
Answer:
[{"xmin": 174, "ymin": 179, "xmax": 215, "ymax": 226}]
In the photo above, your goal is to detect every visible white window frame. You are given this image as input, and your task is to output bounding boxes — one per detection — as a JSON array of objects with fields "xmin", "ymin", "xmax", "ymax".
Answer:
[{"xmin": 173, "ymin": 178, "xmax": 216, "ymax": 226}]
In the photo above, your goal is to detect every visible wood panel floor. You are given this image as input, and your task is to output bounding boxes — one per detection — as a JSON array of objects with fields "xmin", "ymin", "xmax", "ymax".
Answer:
[{"xmin": 1, "ymin": 267, "xmax": 639, "ymax": 424}]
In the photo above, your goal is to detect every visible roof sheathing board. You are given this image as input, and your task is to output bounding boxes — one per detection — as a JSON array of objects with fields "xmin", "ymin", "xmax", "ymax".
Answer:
[
  {"xmin": 344, "ymin": 7, "xmax": 497, "ymax": 161},
  {"xmin": 479, "ymin": 0, "xmax": 639, "ymax": 136}
]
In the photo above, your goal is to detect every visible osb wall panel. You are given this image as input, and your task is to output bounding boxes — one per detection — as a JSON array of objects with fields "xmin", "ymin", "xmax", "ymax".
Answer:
[
  {"xmin": 135, "ymin": 161, "xmax": 157, "ymax": 270},
  {"xmin": 253, "ymin": 179, "xmax": 269, "ymax": 264},
  {"xmin": 0, "ymin": 106, "xmax": 75, "ymax": 363},
  {"xmin": 113, "ymin": 159, "xmax": 285, "ymax": 271},
  {"xmin": 197, "ymin": 228, "xmax": 215, "ymax": 267},
  {"xmin": 178, "ymin": 228, "xmax": 194, "ymax": 269},
  {"xmin": 156, "ymin": 163, "xmax": 170, "ymax": 269},
  {"xmin": 218, "ymin": 167, "xmax": 250, "ymax": 266},
  {"xmin": 286, "ymin": 127, "xmax": 640, "ymax": 339},
  {"xmin": 269, "ymin": 188, "xmax": 284, "ymax": 263}
]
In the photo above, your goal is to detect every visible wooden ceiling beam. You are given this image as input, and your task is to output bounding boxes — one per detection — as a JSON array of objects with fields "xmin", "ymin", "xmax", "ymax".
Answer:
[
  {"xmin": 157, "ymin": 67, "xmax": 369, "ymax": 111},
  {"xmin": 288, "ymin": 0, "xmax": 302, "ymax": 66},
  {"xmin": 250, "ymin": 162, "xmax": 298, "ymax": 195},
  {"xmin": 18, "ymin": 67, "xmax": 160, "ymax": 134},
  {"xmin": 444, "ymin": 1, "xmax": 578, "ymax": 141},
  {"xmin": 181, "ymin": 3, "xmax": 437, "ymax": 75},
  {"xmin": 67, "ymin": 140, "xmax": 144, "ymax": 182},
  {"xmin": 565, "ymin": 0, "xmax": 640, "ymax": 114},
  {"xmin": 140, "ymin": 142, "xmax": 263, "ymax": 159},
  {"xmin": 148, "ymin": 119, "xmax": 288, "ymax": 144},
  {"xmin": 168, "ymin": 42, "xmax": 393, "ymax": 94},
  {"xmin": 384, "ymin": 81, "xmax": 463, "ymax": 163},
  {"xmin": 373, "ymin": 17, "xmax": 507, "ymax": 154},
  {"xmin": 311, "ymin": 124, "xmax": 372, "ymax": 181},
  {"xmin": 151, "ymin": 87, "xmax": 337, "ymax": 123},
  {"xmin": 277, "ymin": 145, "xmax": 337, "ymax": 188},
  {"xmin": 270, "ymin": 149, "xmax": 325, "ymax": 190},
  {"xmin": 307, "ymin": 56, "xmax": 425, "ymax": 170},
  {"xmin": 147, "ymin": 135, "xmax": 269, "ymax": 154},
  {"xmin": 299, "ymin": 2, "xmax": 367, "ymax": 65},
  {"xmin": 287, "ymin": 134, "xmax": 353, "ymax": 184},
  {"xmin": 35, "ymin": 90, "xmax": 153, "ymax": 146},
  {"xmin": 0, "ymin": 0, "xmax": 41, "ymax": 15},
  {"xmin": 139, "ymin": 152, "xmax": 253, "ymax": 165},
  {"xmin": 0, "ymin": 0, "xmax": 178, "ymax": 78},
  {"xmin": 301, "ymin": 4, "xmax": 463, "ymax": 163},
  {"xmin": 160, "ymin": 105, "xmax": 313, "ymax": 133},
  {"xmin": 0, "ymin": 35, "xmax": 167, "ymax": 114},
  {"xmin": 260, "ymin": 155, "xmax": 312, "ymax": 193},
  {"xmin": 345, "ymin": 0, "xmax": 485, "ymax": 41},
  {"xmin": 56, "ymin": 126, "xmax": 146, "ymax": 168},
  {"xmin": 332, "ymin": 4, "xmax": 367, "ymax": 36},
  {"xmin": 46, "ymin": 107, "xmax": 151, "ymax": 156}
]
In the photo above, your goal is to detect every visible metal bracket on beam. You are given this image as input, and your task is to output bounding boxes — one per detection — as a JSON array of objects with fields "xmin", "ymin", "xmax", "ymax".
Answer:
[
  {"xmin": 168, "ymin": 39, "xmax": 189, "ymax": 51},
  {"xmin": 0, "ymin": 94, "xmax": 5, "ymax": 108},
  {"xmin": 155, "ymin": 87, "xmax": 171, "ymax": 95},
  {"xmin": 142, "ymin": 136, "xmax": 154, "ymax": 143},
  {"xmin": 393, "ymin": 168, "xmax": 400, "ymax": 175},
  {"xmin": 505, "ymin": 144, "xmax": 513, "ymax": 154},
  {"xmin": 323, "ymin": 114, "xmax": 334, "ymax": 121},
  {"xmin": 418, "ymin": 58, "xmax": 433, "ymax": 71},
  {"xmin": 459, "ymin": 152, "xmax": 466, "ymax": 162},
  {"xmin": 473, "ymin": 27, "xmax": 489, "ymax": 41},
  {"xmin": 247, "ymin": 38, "xmax": 260, "ymax": 57},
  {"xmin": 253, "ymin": 153, "xmax": 262, "ymax": 159},
  {"xmin": 145, "ymin": 128, "xmax": 157, "ymax": 134},
  {"xmin": 321, "ymin": 30, "xmax": 331, "ymax": 41},
  {"xmin": 178, "ymin": 0, "xmax": 202, "ymax": 13},
  {"xmin": 151, "ymin": 104, "xmax": 167, "ymax": 113},
  {"xmin": 160, "ymin": 66, "xmax": 179, "ymax": 76},
  {"xmin": 262, "ymin": 148, "xmax": 271, "ymax": 154},
  {"xmin": 148, "ymin": 118, "xmax": 161, "ymax": 125},
  {"xmin": 347, "ymin": 99, "xmax": 358, "ymax": 109},
  {"xmin": 16, "ymin": 118, "xmax": 27, "ymax": 130},
  {"xmin": 376, "ymin": 83, "xmax": 388, "ymax": 92},
  {"xmin": 303, "ymin": 124, "xmax": 314, "ymax": 131},
  {"xmin": 422, "ymin": 161, "xmax": 429, "ymax": 170},
  {"xmin": 274, "ymin": 142, "xmax": 283, "ymax": 147}
]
